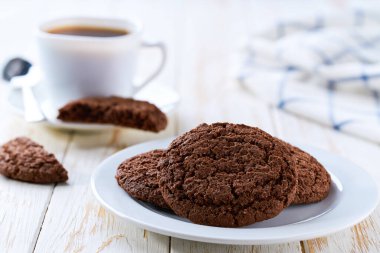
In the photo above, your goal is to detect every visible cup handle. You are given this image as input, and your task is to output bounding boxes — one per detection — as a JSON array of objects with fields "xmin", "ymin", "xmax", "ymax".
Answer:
[{"xmin": 133, "ymin": 40, "xmax": 166, "ymax": 94}]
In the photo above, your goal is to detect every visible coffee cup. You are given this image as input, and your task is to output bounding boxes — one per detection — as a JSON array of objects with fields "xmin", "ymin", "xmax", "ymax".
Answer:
[{"xmin": 37, "ymin": 17, "xmax": 166, "ymax": 107}]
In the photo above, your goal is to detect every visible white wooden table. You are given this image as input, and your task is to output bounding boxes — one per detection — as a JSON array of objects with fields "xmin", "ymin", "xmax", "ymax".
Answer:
[{"xmin": 1, "ymin": 0, "xmax": 380, "ymax": 252}]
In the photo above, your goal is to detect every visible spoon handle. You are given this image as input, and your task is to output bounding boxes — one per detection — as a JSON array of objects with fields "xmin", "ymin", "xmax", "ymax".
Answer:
[{"xmin": 21, "ymin": 85, "xmax": 45, "ymax": 122}]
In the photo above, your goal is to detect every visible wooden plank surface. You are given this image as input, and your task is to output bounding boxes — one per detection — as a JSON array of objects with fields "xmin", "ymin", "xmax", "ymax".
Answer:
[
  {"xmin": 273, "ymin": 109, "xmax": 380, "ymax": 253},
  {"xmin": 172, "ymin": 2, "xmax": 302, "ymax": 252},
  {"xmin": 30, "ymin": 1, "xmax": 178, "ymax": 252},
  {"xmin": 0, "ymin": 86, "xmax": 72, "ymax": 252},
  {"xmin": 0, "ymin": 0, "xmax": 379, "ymax": 252},
  {"xmin": 33, "ymin": 132, "xmax": 171, "ymax": 253}
]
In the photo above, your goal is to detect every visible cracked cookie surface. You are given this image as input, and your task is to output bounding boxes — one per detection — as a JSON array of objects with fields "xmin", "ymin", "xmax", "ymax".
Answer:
[
  {"xmin": 116, "ymin": 149, "xmax": 169, "ymax": 209},
  {"xmin": 0, "ymin": 137, "xmax": 68, "ymax": 184},
  {"xmin": 58, "ymin": 96, "xmax": 168, "ymax": 132},
  {"xmin": 159, "ymin": 123, "xmax": 298, "ymax": 227},
  {"xmin": 289, "ymin": 145, "xmax": 331, "ymax": 204}
]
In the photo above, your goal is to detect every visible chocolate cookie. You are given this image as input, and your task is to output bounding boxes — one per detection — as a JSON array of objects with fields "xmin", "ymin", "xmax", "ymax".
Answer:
[
  {"xmin": 116, "ymin": 149, "xmax": 169, "ymax": 209},
  {"xmin": 0, "ymin": 137, "xmax": 68, "ymax": 184},
  {"xmin": 159, "ymin": 123, "xmax": 298, "ymax": 227},
  {"xmin": 57, "ymin": 96, "xmax": 167, "ymax": 132},
  {"xmin": 289, "ymin": 145, "xmax": 331, "ymax": 204}
]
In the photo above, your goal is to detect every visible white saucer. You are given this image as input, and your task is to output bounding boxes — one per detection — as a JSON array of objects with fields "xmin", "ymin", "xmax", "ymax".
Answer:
[
  {"xmin": 7, "ymin": 82, "xmax": 180, "ymax": 131},
  {"xmin": 91, "ymin": 138, "xmax": 379, "ymax": 245}
]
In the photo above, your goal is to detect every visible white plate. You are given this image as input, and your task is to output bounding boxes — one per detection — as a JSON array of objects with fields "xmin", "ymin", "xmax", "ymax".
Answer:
[
  {"xmin": 91, "ymin": 138, "xmax": 379, "ymax": 245},
  {"xmin": 7, "ymin": 82, "xmax": 180, "ymax": 131}
]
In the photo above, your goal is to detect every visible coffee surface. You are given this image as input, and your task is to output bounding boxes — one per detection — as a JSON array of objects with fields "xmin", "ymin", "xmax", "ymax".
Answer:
[{"xmin": 47, "ymin": 25, "xmax": 128, "ymax": 37}]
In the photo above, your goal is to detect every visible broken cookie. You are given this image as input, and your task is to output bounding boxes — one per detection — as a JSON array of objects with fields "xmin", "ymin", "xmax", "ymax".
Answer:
[{"xmin": 0, "ymin": 137, "xmax": 68, "ymax": 184}]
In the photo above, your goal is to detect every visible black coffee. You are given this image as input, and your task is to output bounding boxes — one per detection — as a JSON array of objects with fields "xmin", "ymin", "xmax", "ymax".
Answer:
[{"xmin": 47, "ymin": 25, "xmax": 128, "ymax": 37}]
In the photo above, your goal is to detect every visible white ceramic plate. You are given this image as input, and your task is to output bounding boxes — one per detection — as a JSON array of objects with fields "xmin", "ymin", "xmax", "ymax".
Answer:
[
  {"xmin": 7, "ymin": 82, "xmax": 180, "ymax": 131},
  {"xmin": 91, "ymin": 138, "xmax": 379, "ymax": 245}
]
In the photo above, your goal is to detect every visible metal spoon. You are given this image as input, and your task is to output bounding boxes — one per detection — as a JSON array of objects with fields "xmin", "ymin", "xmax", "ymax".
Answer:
[{"xmin": 2, "ymin": 58, "xmax": 45, "ymax": 122}]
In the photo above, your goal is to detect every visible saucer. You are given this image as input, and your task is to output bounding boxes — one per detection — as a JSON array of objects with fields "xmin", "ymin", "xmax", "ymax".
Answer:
[
  {"xmin": 92, "ymin": 138, "xmax": 379, "ymax": 245},
  {"xmin": 7, "ymin": 82, "xmax": 180, "ymax": 131}
]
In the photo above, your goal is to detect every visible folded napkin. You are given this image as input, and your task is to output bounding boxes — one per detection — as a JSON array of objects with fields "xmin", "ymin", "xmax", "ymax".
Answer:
[{"xmin": 239, "ymin": 8, "xmax": 380, "ymax": 143}]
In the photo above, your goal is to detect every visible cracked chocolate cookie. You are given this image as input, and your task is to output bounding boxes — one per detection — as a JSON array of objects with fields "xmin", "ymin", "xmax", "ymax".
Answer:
[
  {"xmin": 116, "ymin": 149, "xmax": 169, "ymax": 209},
  {"xmin": 289, "ymin": 145, "xmax": 331, "ymax": 204},
  {"xmin": 0, "ymin": 137, "xmax": 68, "ymax": 184},
  {"xmin": 159, "ymin": 123, "xmax": 298, "ymax": 227},
  {"xmin": 58, "ymin": 96, "xmax": 167, "ymax": 132}
]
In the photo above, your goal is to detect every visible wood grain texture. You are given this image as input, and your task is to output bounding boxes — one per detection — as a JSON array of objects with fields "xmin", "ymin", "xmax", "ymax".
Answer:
[
  {"xmin": 171, "ymin": 239, "xmax": 302, "ymax": 253},
  {"xmin": 172, "ymin": 1, "xmax": 301, "ymax": 252},
  {"xmin": 33, "ymin": 132, "xmax": 171, "ymax": 253},
  {"xmin": 0, "ymin": 87, "xmax": 71, "ymax": 253},
  {"xmin": 31, "ymin": 1, "xmax": 179, "ymax": 251},
  {"xmin": 272, "ymin": 109, "xmax": 380, "ymax": 253}
]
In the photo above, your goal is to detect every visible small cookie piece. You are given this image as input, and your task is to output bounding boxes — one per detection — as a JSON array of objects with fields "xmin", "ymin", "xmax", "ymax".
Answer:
[
  {"xmin": 0, "ymin": 137, "xmax": 68, "ymax": 184},
  {"xmin": 57, "ymin": 96, "xmax": 167, "ymax": 132},
  {"xmin": 159, "ymin": 123, "xmax": 298, "ymax": 227},
  {"xmin": 116, "ymin": 149, "xmax": 169, "ymax": 209},
  {"xmin": 289, "ymin": 145, "xmax": 331, "ymax": 204}
]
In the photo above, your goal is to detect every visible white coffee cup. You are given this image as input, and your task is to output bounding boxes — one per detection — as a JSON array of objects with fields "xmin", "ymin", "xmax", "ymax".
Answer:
[{"xmin": 37, "ymin": 17, "xmax": 166, "ymax": 107}]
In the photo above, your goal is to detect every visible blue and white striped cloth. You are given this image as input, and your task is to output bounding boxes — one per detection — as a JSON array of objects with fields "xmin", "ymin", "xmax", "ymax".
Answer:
[{"xmin": 239, "ymin": 8, "xmax": 380, "ymax": 143}]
